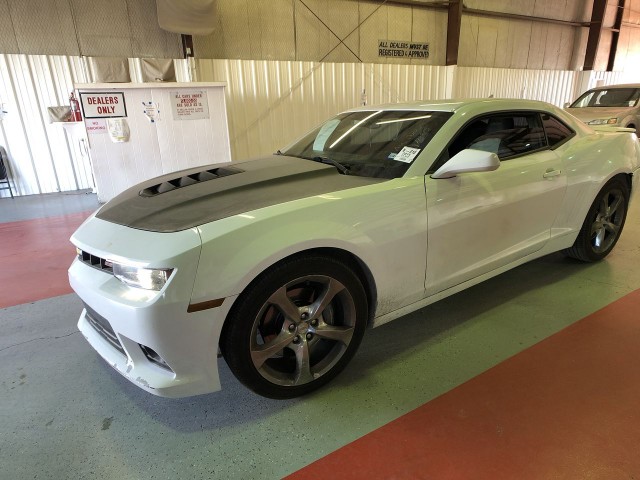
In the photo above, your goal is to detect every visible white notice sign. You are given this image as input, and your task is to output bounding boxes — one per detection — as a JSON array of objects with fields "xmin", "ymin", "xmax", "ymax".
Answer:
[
  {"xmin": 393, "ymin": 146, "xmax": 421, "ymax": 163},
  {"xmin": 171, "ymin": 91, "xmax": 210, "ymax": 120},
  {"xmin": 84, "ymin": 118, "xmax": 107, "ymax": 134}
]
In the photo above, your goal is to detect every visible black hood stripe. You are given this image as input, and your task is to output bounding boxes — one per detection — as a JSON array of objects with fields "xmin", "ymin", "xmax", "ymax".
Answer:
[{"xmin": 96, "ymin": 155, "xmax": 384, "ymax": 232}]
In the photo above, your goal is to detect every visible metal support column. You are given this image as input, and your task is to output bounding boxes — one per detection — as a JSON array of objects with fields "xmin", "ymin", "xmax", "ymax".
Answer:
[
  {"xmin": 181, "ymin": 34, "xmax": 194, "ymax": 58},
  {"xmin": 584, "ymin": 0, "xmax": 607, "ymax": 71},
  {"xmin": 446, "ymin": 0, "xmax": 463, "ymax": 66},
  {"xmin": 607, "ymin": 0, "xmax": 626, "ymax": 71}
]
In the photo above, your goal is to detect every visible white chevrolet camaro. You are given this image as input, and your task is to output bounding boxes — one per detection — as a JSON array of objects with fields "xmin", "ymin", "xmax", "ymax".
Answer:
[{"xmin": 69, "ymin": 99, "xmax": 640, "ymax": 399}]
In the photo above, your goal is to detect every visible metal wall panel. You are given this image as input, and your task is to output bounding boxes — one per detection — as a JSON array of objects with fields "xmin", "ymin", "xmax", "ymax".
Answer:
[
  {"xmin": 0, "ymin": 0, "xmax": 181, "ymax": 58},
  {"xmin": 6, "ymin": 0, "xmax": 79, "ymax": 55},
  {"xmin": 194, "ymin": 0, "xmax": 447, "ymax": 65},
  {"xmin": 197, "ymin": 59, "xmax": 454, "ymax": 160},
  {"xmin": 453, "ymin": 67, "xmax": 579, "ymax": 106},
  {"xmin": 0, "ymin": 54, "xmax": 93, "ymax": 197},
  {"xmin": 461, "ymin": 0, "xmax": 591, "ymax": 70}
]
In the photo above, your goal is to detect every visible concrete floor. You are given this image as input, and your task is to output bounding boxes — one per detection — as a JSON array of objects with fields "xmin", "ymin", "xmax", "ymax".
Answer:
[
  {"xmin": 0, "ymin": 189, "xmax": 100, "ymax": 222},
  {"xmin": 1, "ymin": 191, "xmax": 640, "ymax": 479}
]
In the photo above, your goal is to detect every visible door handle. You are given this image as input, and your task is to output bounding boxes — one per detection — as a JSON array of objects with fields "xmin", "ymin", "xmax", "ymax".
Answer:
[{"xmin": 543, "ymin": 169, "xmax": 562, "ymax": 179}]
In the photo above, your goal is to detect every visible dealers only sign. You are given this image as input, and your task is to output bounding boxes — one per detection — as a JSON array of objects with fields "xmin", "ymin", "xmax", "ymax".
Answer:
[
  {"xmin": 378, "ymin": 40, "xmax": 430, "ymax": 59},
  {"xmin": 79, "ymin": 92, "xmax": 127, "ymax": 118}
]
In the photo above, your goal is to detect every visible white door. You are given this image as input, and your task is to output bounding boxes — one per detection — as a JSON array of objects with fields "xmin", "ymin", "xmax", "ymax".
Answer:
[{"xmin": 424, "ymin": 112, "xmax": 567, "ymax": 295}]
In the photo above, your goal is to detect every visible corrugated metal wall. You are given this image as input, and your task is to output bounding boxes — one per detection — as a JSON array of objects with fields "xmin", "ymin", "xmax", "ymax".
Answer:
[
  {"xmin": 453, "ymin": 67, "xmax": 579, "ymax": 106},
  {"xmin": 0, "ymin": 54, "xmax": 91, "ymax": 196},
  {"xmin": 197, "ymin": 59, "xmax": 455, "ymax": 160},
  {"xmin": 1, "ymin": 54, "xmax": 634, "ymax": 198}
]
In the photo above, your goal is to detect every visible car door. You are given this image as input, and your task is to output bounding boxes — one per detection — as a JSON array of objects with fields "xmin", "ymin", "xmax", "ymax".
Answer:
[{"xmin": 424, "ymin": 111, "xmax": 567, "ymax": 295}]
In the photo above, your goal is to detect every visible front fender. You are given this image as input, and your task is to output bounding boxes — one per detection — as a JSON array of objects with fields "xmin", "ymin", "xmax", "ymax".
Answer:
[{"xmin": 191, "ymin": 178, "xmax": 429, "ymax": 319}]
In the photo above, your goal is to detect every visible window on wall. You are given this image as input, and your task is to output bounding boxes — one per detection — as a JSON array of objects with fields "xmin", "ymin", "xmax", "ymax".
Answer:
[{"xmin": 447, "ymin": 113, "xmax": 547, "ymax": 160}]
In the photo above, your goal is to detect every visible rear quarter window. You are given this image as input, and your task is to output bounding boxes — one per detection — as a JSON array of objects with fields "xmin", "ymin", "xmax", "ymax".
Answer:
[{"xmin": 542, "ymin": 114, "xmax": 575, "ymax": 148}]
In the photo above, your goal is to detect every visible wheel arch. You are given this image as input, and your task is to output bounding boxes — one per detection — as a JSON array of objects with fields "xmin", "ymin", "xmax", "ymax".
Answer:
[
  {"xmin": 621, "ymin": 171, "xmax": 633, "ymax": 192},
  {"xmin": 295, "ymin": 247, "xmax": 378, "ymax": 325},
  {"xmin": 222, "ymin": 246, "xmax": 378, "ymax": 330},
  {"xmin": 582, "ymin": 171, "xmax": 632, "ymax": 221},
  {"xmin": 603, "ymin": 171, "xmax": 633, "ymax": 195},
  {"xmin": 562, "ymin": 171, "xmax": 631, "ymax": 261},
  {"xmin": 218, "ymin": 249, "xmax": 373, "ymax": 398}
]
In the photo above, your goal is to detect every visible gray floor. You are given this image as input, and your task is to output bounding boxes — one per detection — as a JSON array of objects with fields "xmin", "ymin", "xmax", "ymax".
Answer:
[
  {"xmin": 2, "ymin": 193, "xmax": 640, "ymax": 479},
  {"xmin": 0, "ymin": 190, "xmax": 100, "ymax": 223}
]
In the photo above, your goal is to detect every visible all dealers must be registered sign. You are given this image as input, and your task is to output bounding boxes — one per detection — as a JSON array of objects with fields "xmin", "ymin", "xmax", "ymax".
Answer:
[
  {"xmin": 79, "ymin": 92, "xmax": 127, "ymax": 118},
  {"xmin": 378, "ymin": 40, "xmax": 429, "ymax": 59}
]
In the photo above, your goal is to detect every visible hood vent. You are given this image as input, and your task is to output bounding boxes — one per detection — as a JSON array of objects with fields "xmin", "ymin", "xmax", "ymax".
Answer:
[{"xmin": 139, "ymin": 166, "xmax": 243, "ymax": 197}]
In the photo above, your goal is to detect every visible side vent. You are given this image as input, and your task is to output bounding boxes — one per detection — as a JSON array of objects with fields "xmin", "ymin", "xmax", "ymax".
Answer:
[{"xmin": 139, "ymin": 166, "xmax": 242, "ymax": 197}]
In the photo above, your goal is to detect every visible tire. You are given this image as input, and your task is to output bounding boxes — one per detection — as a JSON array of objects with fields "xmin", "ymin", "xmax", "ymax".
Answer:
[
  {"xmin": 220, "ymin": 255, "xmax": 368, "ymax": 399},
  {"xmin": 563, "ymin": 177, "xmax": 629, "ymax": 262}
]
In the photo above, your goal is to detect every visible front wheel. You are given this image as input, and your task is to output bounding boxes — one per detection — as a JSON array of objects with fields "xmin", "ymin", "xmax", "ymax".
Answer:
[
  {"xmin": 220, "ymin": 255, "xmax": 368, "ymax": 399},
  {"xmin": 563, "ymin": 177, "xmax": 629, "ymax": 262}
]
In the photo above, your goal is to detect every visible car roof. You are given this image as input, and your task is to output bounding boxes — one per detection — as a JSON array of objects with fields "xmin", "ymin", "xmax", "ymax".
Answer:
[
  {"xmin": 345, "ymin": 98, "xmax": 556, "ymax": 113},
  {"xmin": 590, "ymin": 83, "xmax": 640, "ymax": 90}
]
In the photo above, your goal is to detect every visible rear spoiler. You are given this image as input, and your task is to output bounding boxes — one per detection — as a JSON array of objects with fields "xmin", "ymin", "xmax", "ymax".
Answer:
[{"xmin": 592, "ymin": 126, "xmax": 636, "ymax": 133}]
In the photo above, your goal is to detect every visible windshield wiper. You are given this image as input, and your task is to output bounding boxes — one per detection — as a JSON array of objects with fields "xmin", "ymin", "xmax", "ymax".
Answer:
[
  {"xmin": 274, "ymin": 150, "xmax": 284, "ymax": 155},
  {"xmin": 311, "ymin": 156, "xmax": 350, "ymax": 175}
]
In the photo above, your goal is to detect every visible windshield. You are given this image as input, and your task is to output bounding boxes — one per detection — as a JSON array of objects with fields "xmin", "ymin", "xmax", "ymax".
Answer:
[
  {"xmin": 570, "ymin": 88, "xmax": 640, "ymax": 108},
  {"xmin": 282, "ymin": 110, "xmax": 452, "ymax": 178}
]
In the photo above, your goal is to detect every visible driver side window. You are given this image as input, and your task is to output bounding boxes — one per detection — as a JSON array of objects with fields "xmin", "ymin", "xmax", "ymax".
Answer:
[{"xmin": 448, "ymin": 113, "xmax": 547, "ymax": 160}]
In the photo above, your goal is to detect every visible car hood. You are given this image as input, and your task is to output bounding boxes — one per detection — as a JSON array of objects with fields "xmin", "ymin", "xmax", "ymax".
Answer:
[
  {"xmin": 566, "ymin": 106, "xmax": 635, "ymax": 123},
  {"xmin": 96, "ymin": 155, "xmax": 385, "ymax": 232}
]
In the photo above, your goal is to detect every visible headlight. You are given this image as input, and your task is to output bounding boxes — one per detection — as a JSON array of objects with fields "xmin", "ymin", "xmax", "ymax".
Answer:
[
  {"xmin": 113, "ymin": 263, "xmax": 174, "ymax": 291},
  {"xmin": 588, "ymin": 118, "xmax": 618, "ymax": 125}
]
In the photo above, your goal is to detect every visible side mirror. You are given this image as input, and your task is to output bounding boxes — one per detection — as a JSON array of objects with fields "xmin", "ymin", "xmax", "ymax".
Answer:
[
  {"xmin": 563, "ymin": 102, "xmax": 570, "ymax": 109},
  {"xmin": 431, "ymin": 149, "xmax": 500, "ymax": 179}
]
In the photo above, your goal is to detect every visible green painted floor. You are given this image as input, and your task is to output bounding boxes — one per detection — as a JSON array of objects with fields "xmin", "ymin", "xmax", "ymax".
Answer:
[{"xmin": 2, "ymin": 192, "xmax": 640, "ymax": 479}]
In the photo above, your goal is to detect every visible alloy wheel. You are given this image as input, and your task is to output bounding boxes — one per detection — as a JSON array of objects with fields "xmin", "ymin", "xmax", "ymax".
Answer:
[{"xmin": 249, "ymin": 275, "xmax": 356, "ymax": 387}]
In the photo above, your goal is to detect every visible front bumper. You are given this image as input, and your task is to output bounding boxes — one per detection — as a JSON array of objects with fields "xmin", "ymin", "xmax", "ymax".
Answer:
[{"xmin": 69, "ymin": 216, "xmax": 235, "ymax": 398}]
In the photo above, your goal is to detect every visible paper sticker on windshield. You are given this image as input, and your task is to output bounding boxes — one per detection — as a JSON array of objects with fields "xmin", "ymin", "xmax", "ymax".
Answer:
[
  {"xmin": 393, "ymin": 146, "xmax": 421, "ymax": 163},
  {"xmin": 313, "ymin": 119, "xmax": 340, "ymax": 151}
]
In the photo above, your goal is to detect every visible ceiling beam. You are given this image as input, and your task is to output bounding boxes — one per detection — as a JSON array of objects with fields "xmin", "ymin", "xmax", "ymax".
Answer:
[{"xmin": 463, "ymin": 7, "xmax": 589, "ymax": 28}]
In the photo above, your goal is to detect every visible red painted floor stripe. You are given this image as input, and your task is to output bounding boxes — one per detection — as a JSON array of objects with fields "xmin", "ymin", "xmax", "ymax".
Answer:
[
  {"xmin": 287, "ymin": 289, "xmax": 640, "ymax": 480},
  {"xmin": 0, "ymin": 212, "xmax": 91, "ymax": 308}
]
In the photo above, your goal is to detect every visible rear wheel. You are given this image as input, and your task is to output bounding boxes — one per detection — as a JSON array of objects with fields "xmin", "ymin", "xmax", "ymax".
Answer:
[
  {"xmin": 563, "ymin": 177, "xmax": 629, "ymax": 262},
  {"xmin": 221, "ymin": 255, "xmax": 367, "ymax": 399}
]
